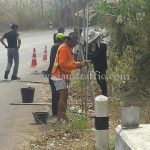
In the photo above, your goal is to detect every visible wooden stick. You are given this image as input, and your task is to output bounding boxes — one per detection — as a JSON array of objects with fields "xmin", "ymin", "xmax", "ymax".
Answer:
[
  {"xmin": 18, "ymin": 80, "xmax": 49, "ymax": 84},
  {"xmin": 10, "ymin": 103, "xmax": 51, "ymax": 106}
]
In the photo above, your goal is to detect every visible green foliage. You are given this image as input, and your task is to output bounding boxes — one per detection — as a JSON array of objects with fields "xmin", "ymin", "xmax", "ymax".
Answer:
[
  {"xmin": 53, "ymin": 109, "xmax": 88, "ymax": 132},
  {"xmin": 0, "ymin": 0, "xmax": 55, "ymax": 31},
  {"xmin": 95, "ymin": 0, "xmax": 150, "ymax": 103},
  {"xmin": 0, "ymin": 0, "xmax": 85, "ymax": 31},
  {"xmin": 67, "ymin": 112, "xmax": 88, "ymax": 131}
]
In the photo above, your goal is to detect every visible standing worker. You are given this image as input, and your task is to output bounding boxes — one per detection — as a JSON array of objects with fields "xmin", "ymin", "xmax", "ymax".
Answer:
[
  {"xmin": 47, "ymin": 33, "xmax": 65, "ymax": 117},
  {"xmin": 71, "ymin": 28, "xmax": 84, "ymax": 61},
  {"xmin": 51, "ymin": 35, "xmax": 87, "ymax": 123},
  {"xmin": 53, "ymin": 27, "xmax": 65, "ymax": 44},
  {"xmin": 88, "ymin": 31, "xmax": 108, "ymax": 96},
  {"xmin": 0, "ymin": 24, "xmax": 21, "ymax": 80}
]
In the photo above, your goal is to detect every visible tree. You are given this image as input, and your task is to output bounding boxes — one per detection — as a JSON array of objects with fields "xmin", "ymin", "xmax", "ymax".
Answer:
[{"xmin": 94, "ymin": 0, "xmax": 150, "ymax": 102}]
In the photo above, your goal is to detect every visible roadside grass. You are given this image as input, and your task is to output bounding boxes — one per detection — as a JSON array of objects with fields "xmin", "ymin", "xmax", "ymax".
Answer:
[
  {"xmin": 26, "ymin": 74, "xmax": 150, "ymax": 150},
  {"xmin": 67, "ymin": 112, "xmax": 88, "ymax": 132},
  {"xmin": 51, "ymin": 111, "xmax": 88, "ymax": 133},
  {"xmin": 69, "ymin": 77, "xmax": 150, "ymax": 149}
]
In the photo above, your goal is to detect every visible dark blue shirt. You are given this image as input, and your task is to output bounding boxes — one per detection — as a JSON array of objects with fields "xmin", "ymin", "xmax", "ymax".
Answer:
[
  {"xmin": 3, "ymin": 31, "xmax": 19, "ymax": 48},
  {"xmin": 47, "ymin": 44, "xmax": 60, "ymax": 76},
  {"xmin": 89, "ymin": 42, "xmax": 107, "ymax": 71}
]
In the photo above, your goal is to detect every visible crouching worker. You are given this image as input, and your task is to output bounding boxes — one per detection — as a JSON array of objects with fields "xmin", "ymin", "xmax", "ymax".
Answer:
[{"xmin": 51, "ymin": 35, "xmax": 86, "ymax": 123}]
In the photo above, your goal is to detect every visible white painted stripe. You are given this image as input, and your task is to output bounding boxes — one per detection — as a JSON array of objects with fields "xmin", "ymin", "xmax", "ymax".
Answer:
[
  {"xmin": 95, "ymin": 95, "xmax": 108, "ymax": 117},
  {"xmin": 95, "ymin": 130, "xmax": 109, "ymax": 150},
  {"xmin": 95, "ymin": 95, "xmax": 109, "ymax": 150}
]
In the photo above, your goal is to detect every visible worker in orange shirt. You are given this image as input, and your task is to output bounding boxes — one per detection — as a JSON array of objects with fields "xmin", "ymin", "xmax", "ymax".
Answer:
[{"xmin": 51, "ymin": 35, "xmax": 86, "ymax": 123}]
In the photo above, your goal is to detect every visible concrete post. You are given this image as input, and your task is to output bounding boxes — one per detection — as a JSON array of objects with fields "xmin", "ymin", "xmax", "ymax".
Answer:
[{"xmin": 95, "ymin": 95, "xmax": 109, "ymax": 150}]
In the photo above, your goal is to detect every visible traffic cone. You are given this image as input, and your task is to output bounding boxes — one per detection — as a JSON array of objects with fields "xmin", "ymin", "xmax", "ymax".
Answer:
[
  {"xmin": 43, "ymin": 45, "xmax": 48, "ymax": 61},
  {"xmin": 31, "ymin": 48, "xmax": 37, "ymax": 68}
]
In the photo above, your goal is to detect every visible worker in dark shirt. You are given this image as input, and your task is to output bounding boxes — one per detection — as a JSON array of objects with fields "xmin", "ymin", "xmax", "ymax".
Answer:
[
  {"xmin": 47, "ymin": 33, "xmax": 65, "ymax": 116},
  {"xmin": 53, "ymin": 27, "xmax": 65, "ymax": 43},
  {"xmin": 0, "ymin": 24, "xmax": 21, "ymax": 80},
  {"xmin": 88, "ymin": 31, "xmax": 108, "ymax": 96}
]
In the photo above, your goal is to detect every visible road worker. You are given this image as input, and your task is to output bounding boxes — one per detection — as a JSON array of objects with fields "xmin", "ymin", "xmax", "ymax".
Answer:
[
  {"xmin": 70, "ymin": 28, "xmax": 84, "ymax": 61},
  {"xmin": 53, "ymin": 27, "xmax": 65, "ymax": 44},
  {"xmin": 47, "ymin": 33, "xmax": 65, "ymax": 117},
  {"xmin": 51, "ymin": 34, "xmax": 86, "ymax": 123}
]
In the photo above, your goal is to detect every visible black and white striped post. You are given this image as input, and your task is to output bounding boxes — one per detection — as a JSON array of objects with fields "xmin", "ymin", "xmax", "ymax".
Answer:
[{"xmin": 95, "ymin": 95, "xmax": 109, "ymax": 150}]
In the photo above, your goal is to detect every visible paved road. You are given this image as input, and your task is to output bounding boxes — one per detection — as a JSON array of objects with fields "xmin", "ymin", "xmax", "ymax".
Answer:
[
  {"xmin": 0, "ymin": 30, "xmax": 54, "ymax": 79},
  {"xmin": 0, "ymin": 81, "xmax": 39, "ymax": 150},
  {"xmin": 0, "ymin": 29, "xmax": 72, "ymax": 150}
]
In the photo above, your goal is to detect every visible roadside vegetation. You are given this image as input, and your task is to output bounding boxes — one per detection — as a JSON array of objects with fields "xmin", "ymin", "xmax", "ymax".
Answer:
[
  {"xmin": 24, "ymin": 76, "xmax": 149, "ymax": 149},
  {"xmin": 1, "ymin": 0, "xmax": 149, "ymax": 101},
  {"xmin": 0, "ymin": 0, "xmax": 55, "ymax": 31},
  {"xmin": 94, "ymin": 0, "xmax": 150, "ymax": 105},
  {"xmin": 24, "ymin": 0, "xmax": 149, "ymax": 149},
  {"xmin": 0, "ymin": 0, "xmax": 82, "ymax": 32},
  {"xmin": 1, "ymin": 0, "xmax": 149, "ymax": 149}
]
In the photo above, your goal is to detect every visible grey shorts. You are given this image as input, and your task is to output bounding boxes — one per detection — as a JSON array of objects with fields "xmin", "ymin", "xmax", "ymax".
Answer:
[{"xmin": 53, "ymin": 80, "xmax": 68, "ymax": 91}]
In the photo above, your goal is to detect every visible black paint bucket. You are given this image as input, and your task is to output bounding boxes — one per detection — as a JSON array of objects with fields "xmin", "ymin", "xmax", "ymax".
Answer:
[
  {"xmin": 32, "ymin": 112, "xmax": 49, "ymax": 124},
  {"xmin": 21, "ymin": 87, "xmax": 35, "ymax": 103}
]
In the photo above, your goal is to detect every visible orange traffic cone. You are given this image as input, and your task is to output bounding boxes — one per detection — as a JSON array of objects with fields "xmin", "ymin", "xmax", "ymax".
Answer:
[
  {"xmin": 31, "ymin": 48, "xmax": 37, "ymax": 68},
  {"xmin": 43, "ymin": 45, "xmax": 48, "ymax": 61}
]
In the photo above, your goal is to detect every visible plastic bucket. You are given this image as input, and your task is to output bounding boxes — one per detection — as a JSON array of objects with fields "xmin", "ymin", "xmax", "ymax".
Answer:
[
  {"xmin": 32, "ymin": 112, "xmax": 49, "ymax": 124},
  {"xmin": 21, "ymin": 87, "xmax": 35, "ymax": 103}
]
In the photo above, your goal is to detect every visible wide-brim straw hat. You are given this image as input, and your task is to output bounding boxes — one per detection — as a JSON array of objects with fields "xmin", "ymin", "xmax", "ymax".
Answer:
[{"xmin": 88, "ymin": 31, "xmax": 100, "ymax": 44}]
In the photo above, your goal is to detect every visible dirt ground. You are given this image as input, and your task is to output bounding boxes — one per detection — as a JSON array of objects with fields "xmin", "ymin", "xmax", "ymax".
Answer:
[
  {"xmin": 20, "ymin": 78, "xmax": 150, "ymax": 150},
  {"xmin": 21, "ymin": 81, "xmax": 95, "ymax": 150}
]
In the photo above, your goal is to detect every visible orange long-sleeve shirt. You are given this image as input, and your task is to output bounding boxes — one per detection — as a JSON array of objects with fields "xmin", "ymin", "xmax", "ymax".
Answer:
[{"xmin": 52, "ymin": 42, "xmax": 80, "ymax": 80}]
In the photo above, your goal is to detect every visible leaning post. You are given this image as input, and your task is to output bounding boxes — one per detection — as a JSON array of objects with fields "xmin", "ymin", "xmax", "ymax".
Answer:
[{"xmin": 95, "ymin": 95, "xmax": 109, "ymax": 150}]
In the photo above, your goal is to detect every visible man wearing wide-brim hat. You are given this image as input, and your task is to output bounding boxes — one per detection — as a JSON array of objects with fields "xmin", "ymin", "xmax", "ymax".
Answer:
[{"xmin": 88, "ymin": 30, "xmax": 108, "ymax": 96}]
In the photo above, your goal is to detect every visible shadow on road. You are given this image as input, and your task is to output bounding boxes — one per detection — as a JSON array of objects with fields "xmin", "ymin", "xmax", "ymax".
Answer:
[{"xmin": 0, "ymin": 80, "xmax": 13, "ymax": 83}]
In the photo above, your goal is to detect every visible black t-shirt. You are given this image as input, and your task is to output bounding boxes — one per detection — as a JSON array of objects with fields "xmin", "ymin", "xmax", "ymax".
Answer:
[{"xmin": 3, "ymin": 31, "xmax": 19, "ymax": 48}]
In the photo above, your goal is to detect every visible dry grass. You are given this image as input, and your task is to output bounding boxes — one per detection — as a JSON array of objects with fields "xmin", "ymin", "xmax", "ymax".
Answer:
[{"xmin": 23, "ymin": 76, "xmax": 150, "ymax": 150}]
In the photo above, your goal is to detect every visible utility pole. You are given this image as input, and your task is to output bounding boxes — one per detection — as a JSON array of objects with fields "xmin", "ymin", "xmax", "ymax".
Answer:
[
  {"xmin": 40, "ymin": 0, "xmax": 44, "ymax": 17},
  {"xmin": 54, "ymin": 0, "xmax": 62, "ymax": 26},
  {"xmin": 60, "ymin": 0, "xmax": 64, "ymax": 26},
  {"xmin": 83, "ymin": 0, "xmax": 86, "ymax": 42}
]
